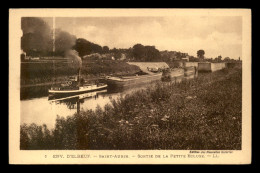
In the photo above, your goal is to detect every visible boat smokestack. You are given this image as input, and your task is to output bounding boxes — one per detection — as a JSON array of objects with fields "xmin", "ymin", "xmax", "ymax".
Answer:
[{"xmin": 65, "ymin": 49, "xmax": 82, "ymax": 84}]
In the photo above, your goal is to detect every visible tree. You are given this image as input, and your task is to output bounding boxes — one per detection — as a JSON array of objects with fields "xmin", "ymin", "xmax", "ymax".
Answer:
[
  {"xmin": 144, "ymin": 46, "xmax": 161, "ymax": 61},
  {"xmin": 197, "ymin": 50, "xmax": 205, "ymax": 59},
  {"xmin": 217, "ymin": 55, "xmax": 222, "ymax": 62},
  {"xmin": 224, "ymin": 57, "xmax": 230, "ymax": 62},
  {"xmin": 132, "ymin": 44, "xmax": 162, "ymax": 61},
  {"xmin": 132, "ymin": 44, "xmax": 146, "ymax": 61},
  {"xmin": 102, "ymin": 46, "xmax": 109, "ymax": 53},
  {"xmin": 73, "ymin": 38, "xmax": 103, "ymax": 57},
  {"xmin": 214, "ymin": 55, "xmax": 222, "ymax": 62},
  {"xmin": 73, "ymin": 38, "xmax": 92, "ymax": 57},
  {"xmin": 189, "ymin": 56, "xmax": 199, "ymax": 62},
  {"xmin": 91, "ymin": 43, "xmax": 103, "ymax": 53}
]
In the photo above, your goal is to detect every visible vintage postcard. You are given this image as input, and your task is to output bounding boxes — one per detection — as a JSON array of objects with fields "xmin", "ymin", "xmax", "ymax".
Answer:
[{"xmin": 9, "ymin": 8, "xmax": 251, "ymax": 164}]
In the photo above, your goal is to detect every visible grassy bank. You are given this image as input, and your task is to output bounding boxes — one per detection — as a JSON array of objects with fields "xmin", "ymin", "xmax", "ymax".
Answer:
[
  {"xmin": 20, "ymin": 67, "xmax": 242, "ymax": 150},
  {"xmin": 21, "ymin": 59, "xmax": 141, "ymax": 86}
]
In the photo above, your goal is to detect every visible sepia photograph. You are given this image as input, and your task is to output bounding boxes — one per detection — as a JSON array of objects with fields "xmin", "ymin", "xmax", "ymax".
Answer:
[{"xmin": 9, "ymin": 9, "xmax": 251, "ymax": 164}]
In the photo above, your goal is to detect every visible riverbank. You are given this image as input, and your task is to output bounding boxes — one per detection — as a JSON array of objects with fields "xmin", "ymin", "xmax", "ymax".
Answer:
[
  {"xmin": 20, "ymin": 66, "xmax": 242, "ymax": 150},
  {"xmin": 21, "ymin": 59, "xmax": 141, "ymax": 86}
]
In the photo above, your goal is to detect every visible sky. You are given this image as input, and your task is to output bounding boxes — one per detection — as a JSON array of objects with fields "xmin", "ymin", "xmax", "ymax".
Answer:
[{"xmin": 44, "ymin": 16, "xmax": 242, "ymax": 59}]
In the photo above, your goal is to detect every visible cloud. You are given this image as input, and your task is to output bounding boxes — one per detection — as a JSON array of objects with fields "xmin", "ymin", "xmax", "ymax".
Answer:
[
  {"xmin": 53, "ymin": 16, "xmax": 242, "ymax": 59},
  {"xmin": 153, "ymin": 31, "xmax": 242, "ymax": 58}
]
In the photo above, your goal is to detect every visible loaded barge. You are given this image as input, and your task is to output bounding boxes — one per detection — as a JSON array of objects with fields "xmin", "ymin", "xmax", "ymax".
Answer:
[
  {"xmin": 105, "ymin": 67, "xmax": 191, "ymax": 87},
  {"xmin": 105, "ymin": 73, "xmax": 162, "ymax": 87}
]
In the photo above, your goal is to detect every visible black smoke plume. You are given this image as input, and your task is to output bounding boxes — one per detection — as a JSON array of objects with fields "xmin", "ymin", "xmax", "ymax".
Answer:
[
  {"xmin": 21, "ymin": 17, "xmax": 76, "ymax": 57},
  {"xmin": 65, "ymin": 49, "xmax": 82, "ymax": 70}
]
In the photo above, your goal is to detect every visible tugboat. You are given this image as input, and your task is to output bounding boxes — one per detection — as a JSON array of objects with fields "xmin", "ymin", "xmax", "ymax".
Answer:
[
  {"xmin": 48, "ymin": 76, "xmax": 107, "ymax": 96},
  {"xmin": 48, "ymin": 50, "xmax": 107, "ymax": 96}
]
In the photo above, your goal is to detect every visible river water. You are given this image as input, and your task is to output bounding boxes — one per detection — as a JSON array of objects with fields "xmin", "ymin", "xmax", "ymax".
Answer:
[{"xmin": 20, "ymin": 74, "xmax": 196, "ymax": 129}]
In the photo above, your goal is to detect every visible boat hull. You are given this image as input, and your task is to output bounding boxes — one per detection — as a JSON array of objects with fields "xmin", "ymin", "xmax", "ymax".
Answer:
[
  {"xmin": 48, "ymin": 89, "xmax": 107, "ymax": 101},
  {"xmin": 48, "ymin": 84, "xmax": 107, "ymax": 95},
  {"xmin": 184, "ymin": 66, "xmax": 196, "ymax": 76},
  {"xmin": 168, "ymin": 67, "xmax": 196, "ymax": 78}
]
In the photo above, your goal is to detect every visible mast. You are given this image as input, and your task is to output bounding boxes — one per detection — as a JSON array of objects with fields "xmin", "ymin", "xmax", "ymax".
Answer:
[
  {"xmin": 53, "ymin": 17, "xmax": 55, "ymax": 53},
  {"xmin": 52, "ymin": 17, "xmax": 56, "ymax": 85}
]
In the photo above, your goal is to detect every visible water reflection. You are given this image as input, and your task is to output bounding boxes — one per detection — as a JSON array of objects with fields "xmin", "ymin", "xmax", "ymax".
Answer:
[{"xmin": 48, "ymin": 90, "xmax": 107, "ymax": 114}]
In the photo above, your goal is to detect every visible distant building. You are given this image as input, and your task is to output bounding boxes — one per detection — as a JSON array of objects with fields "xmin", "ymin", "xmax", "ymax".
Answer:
[
  {"xmin": 182, "ymin": 56, "xmax": 189, "ymax": 62},
  {"xmin": 30, "ymin": 57, "xmax": 40, "ymax": 61},
  {"xmin": 119, "ymin": 53, "xmax": 126, "ymax": 60}
]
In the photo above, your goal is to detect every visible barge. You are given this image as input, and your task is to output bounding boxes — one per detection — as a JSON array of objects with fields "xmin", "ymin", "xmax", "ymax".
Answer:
[
  {"xmin": 105, "ymin": 73, "xmax": 162, "ymax": 87},
  {"xmin": 106, "ymin": 67, "xmax": 191, "ymax": 87}
]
